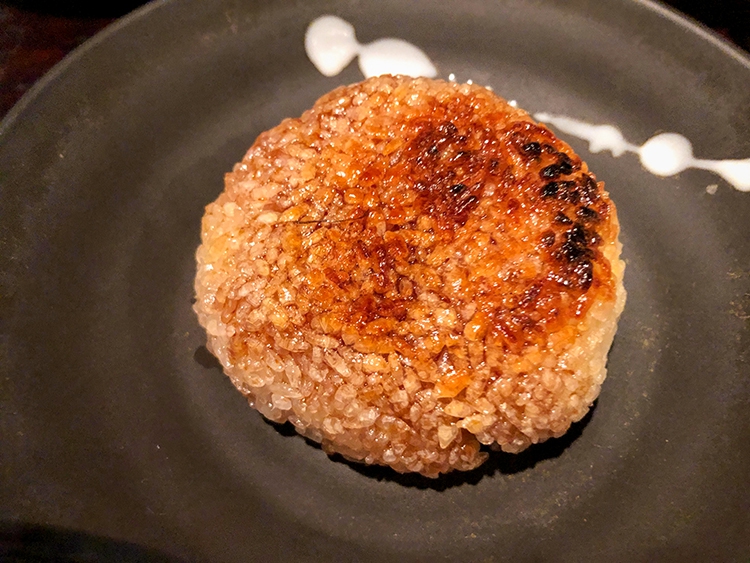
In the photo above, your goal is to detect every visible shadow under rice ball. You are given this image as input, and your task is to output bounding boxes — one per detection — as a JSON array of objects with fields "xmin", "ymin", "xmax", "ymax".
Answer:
[{"xmin": 194, "ymin": 76, "xmax": 626, "ymax": 477}]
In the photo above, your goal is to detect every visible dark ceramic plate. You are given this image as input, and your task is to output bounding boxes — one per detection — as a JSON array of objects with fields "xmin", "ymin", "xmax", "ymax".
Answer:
[{"xmin": 2, "ymin": 0, "xmax": 749, "ymax": 561}]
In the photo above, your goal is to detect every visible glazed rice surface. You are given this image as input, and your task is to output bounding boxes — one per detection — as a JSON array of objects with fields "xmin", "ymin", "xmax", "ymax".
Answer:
[{"xmin": 195, "ymin": 76, "xmax": 625, "ymax": 477}]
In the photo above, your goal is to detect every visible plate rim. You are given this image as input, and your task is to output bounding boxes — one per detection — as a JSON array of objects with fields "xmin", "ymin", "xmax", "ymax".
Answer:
[
  {"xmin": 1, "ymin": 1, "xmax": 749, "ymax": 560},
  {"xmin": 1, "ymin": 0, "xmax": 750, "ymax": 140}
]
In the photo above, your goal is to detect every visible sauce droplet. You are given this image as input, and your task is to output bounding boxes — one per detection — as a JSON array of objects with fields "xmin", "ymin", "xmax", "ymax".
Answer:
[
  {"xmin": 304, "ymin": 16, "xmax": 359, "ymax": 77},
  {"xmin": 535, "ymin": 113, "xmax": 750, "ymax": 192},
  {"xmin": 639, "ymin": 133, "xmax": 693, "ymax": 177},
  {"xmin": 305, "ymin": 15, "xmax": 437, "ymax": 79}
]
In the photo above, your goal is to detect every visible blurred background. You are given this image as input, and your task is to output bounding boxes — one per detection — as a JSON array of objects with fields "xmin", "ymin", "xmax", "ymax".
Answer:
[{"xmin": 1, "ymin": 0, "xmax": 749, "ymax": 118}]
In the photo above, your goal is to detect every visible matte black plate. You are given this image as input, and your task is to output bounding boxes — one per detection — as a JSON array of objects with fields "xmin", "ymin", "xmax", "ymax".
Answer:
[{"xmin": 2, "ymin": 1, "xmax": 749, "ymax": 561}]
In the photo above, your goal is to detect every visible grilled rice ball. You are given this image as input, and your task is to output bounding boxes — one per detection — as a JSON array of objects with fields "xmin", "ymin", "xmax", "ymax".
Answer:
[{"xmin": 194, "ymin": 75, "xmax": 626, "ymax": 477}]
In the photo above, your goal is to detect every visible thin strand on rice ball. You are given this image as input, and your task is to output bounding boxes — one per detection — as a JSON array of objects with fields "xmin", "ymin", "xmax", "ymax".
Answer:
[{"xmin": 194, "ymin": 75, "xmax": 626, "ymax": 477}]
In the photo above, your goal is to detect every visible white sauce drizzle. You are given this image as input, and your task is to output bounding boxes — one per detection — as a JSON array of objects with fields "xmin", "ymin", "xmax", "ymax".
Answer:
[
  {"xmin": 535, "ymin": 113, "xmax": 750, "ymax": 192},
  {"xmin": 304, "ymin": 17, "xmax": 750, "ymax": 193},
  {"xmin": 305, "ymin": 15, "xmax": 437, "ymax": 79}
]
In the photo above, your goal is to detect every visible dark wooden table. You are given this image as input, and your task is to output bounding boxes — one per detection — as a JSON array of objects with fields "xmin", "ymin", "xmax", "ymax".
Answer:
[{"xmin": 1, "ymin": 0, "xmax": 749, "ymax": 119}]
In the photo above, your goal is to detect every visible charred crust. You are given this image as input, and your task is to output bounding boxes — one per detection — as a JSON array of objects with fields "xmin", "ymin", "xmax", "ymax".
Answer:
[
  {"xmin": 541, "ymin": 182, "xmax": 559, "ymax": 198},
  {"xmin": 557, "ymin": 153, "xmax": 576, "ymax": 175},
  {"xmin": 219, "ymin": 77, "xmax": 617, "ymax": 357},
  {"xmin": 557, "ymin": 239, "xmax": 589, "ymax": 263},
  {"xmin": 567, "ymin": 224, "xmax": 588, "ymax": 247},
  {"xmin": 199, "ymin": 77, "xmax": 624, "ymax": 477},
  {"xmin": 555, "ymin": 223, "xmax": 598, "ymax": 262},
  {"xmin": 540, "ymin": 164, "xmax": 562, "ymax": 179},
  {"xmin": 580, "ymin": 175, "xmax": 599, "ymax": 202},
  {"xmin": 572, "ymin": 259, "xmax": 594, "ymax": 290},
  {"xmin": 540, "ymin": 154, "xmax": 576, "ymax": 180},
  {"xmin": 576, "ymin": 206, "xmax": 599, "ymax": 221}
]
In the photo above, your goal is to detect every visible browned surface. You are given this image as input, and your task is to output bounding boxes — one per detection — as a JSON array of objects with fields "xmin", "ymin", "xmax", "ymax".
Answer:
[
  {"xmin": 223, "ymin": 78, "xmax": 616, "ymax": 367},
  {"xmin": 196, "ymin": 77, "xmax": 625, "ymax": 476}
]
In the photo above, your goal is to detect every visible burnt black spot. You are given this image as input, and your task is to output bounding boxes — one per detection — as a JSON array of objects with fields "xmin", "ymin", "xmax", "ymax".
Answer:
[
  {"xmin": 555, "ymin": 224, "xmax": 594, "ymax": 264},
  {"xmin": 428, "ymin": 144, "xmax": 439, "ymax": 156},
  {"xmin": 567, "ymin": 224, "xmax": 588, "ymax": 246},
  {"xmin": 521, "ymin": 142, "xmax": 541, "ymax": 156},
  {"xmin": 577, "ymin": 206, "xmax": 599, "ymax": 221},
  {"xmin": 572, "ymin": 259, "xmax": 594, "ymax": 290},
  {"xmin": 557, "ymin": 153, "xmax": 575, "ymax": 175},
  {"xmin": 541, "ymin": 154, "xmax": 578, "ymax": 181},
  {"xmin": 489, "ymin": 159, "xmax": 500, "ymax": 172},
  {"xmin": 555, "ymin": 212, "xmax": 573, "ymax": 225},
  {"xmin": 558, "ymin": 240, "xmax": 587, "ymax": 262},
  {"xmin": 564, "ymin": 189, "xmax": 582, "ymax": 205},
  {"xmin": 453, "ymin": 151, "xmax": 471, "ymax": 161},
  {"xmin": 540, "ymin": 164, "xmax": 561, "ymax": 180},
  {"xmin": 450, "ymin": 183, "xmax": 467, "ymax": 195},
  {"xmin": 541, "ymin": 182, "xmax": 559, "ymax": 198},
  {"xmin": 541, "ymin": 231, "xmax": 556, "ymax": 247},
  {"xmin": 551, "ymin": 181, "xmax": 579, "ymax": 203},
  {"xmin": 579, "ymin": 175, "xmax": 599, "ymax": 202}
]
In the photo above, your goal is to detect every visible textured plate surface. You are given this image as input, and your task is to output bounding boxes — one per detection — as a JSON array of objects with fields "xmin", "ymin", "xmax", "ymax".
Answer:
[{"xmin": 1, "ymin": 0, "xmax": 749, "ymax": 561}]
